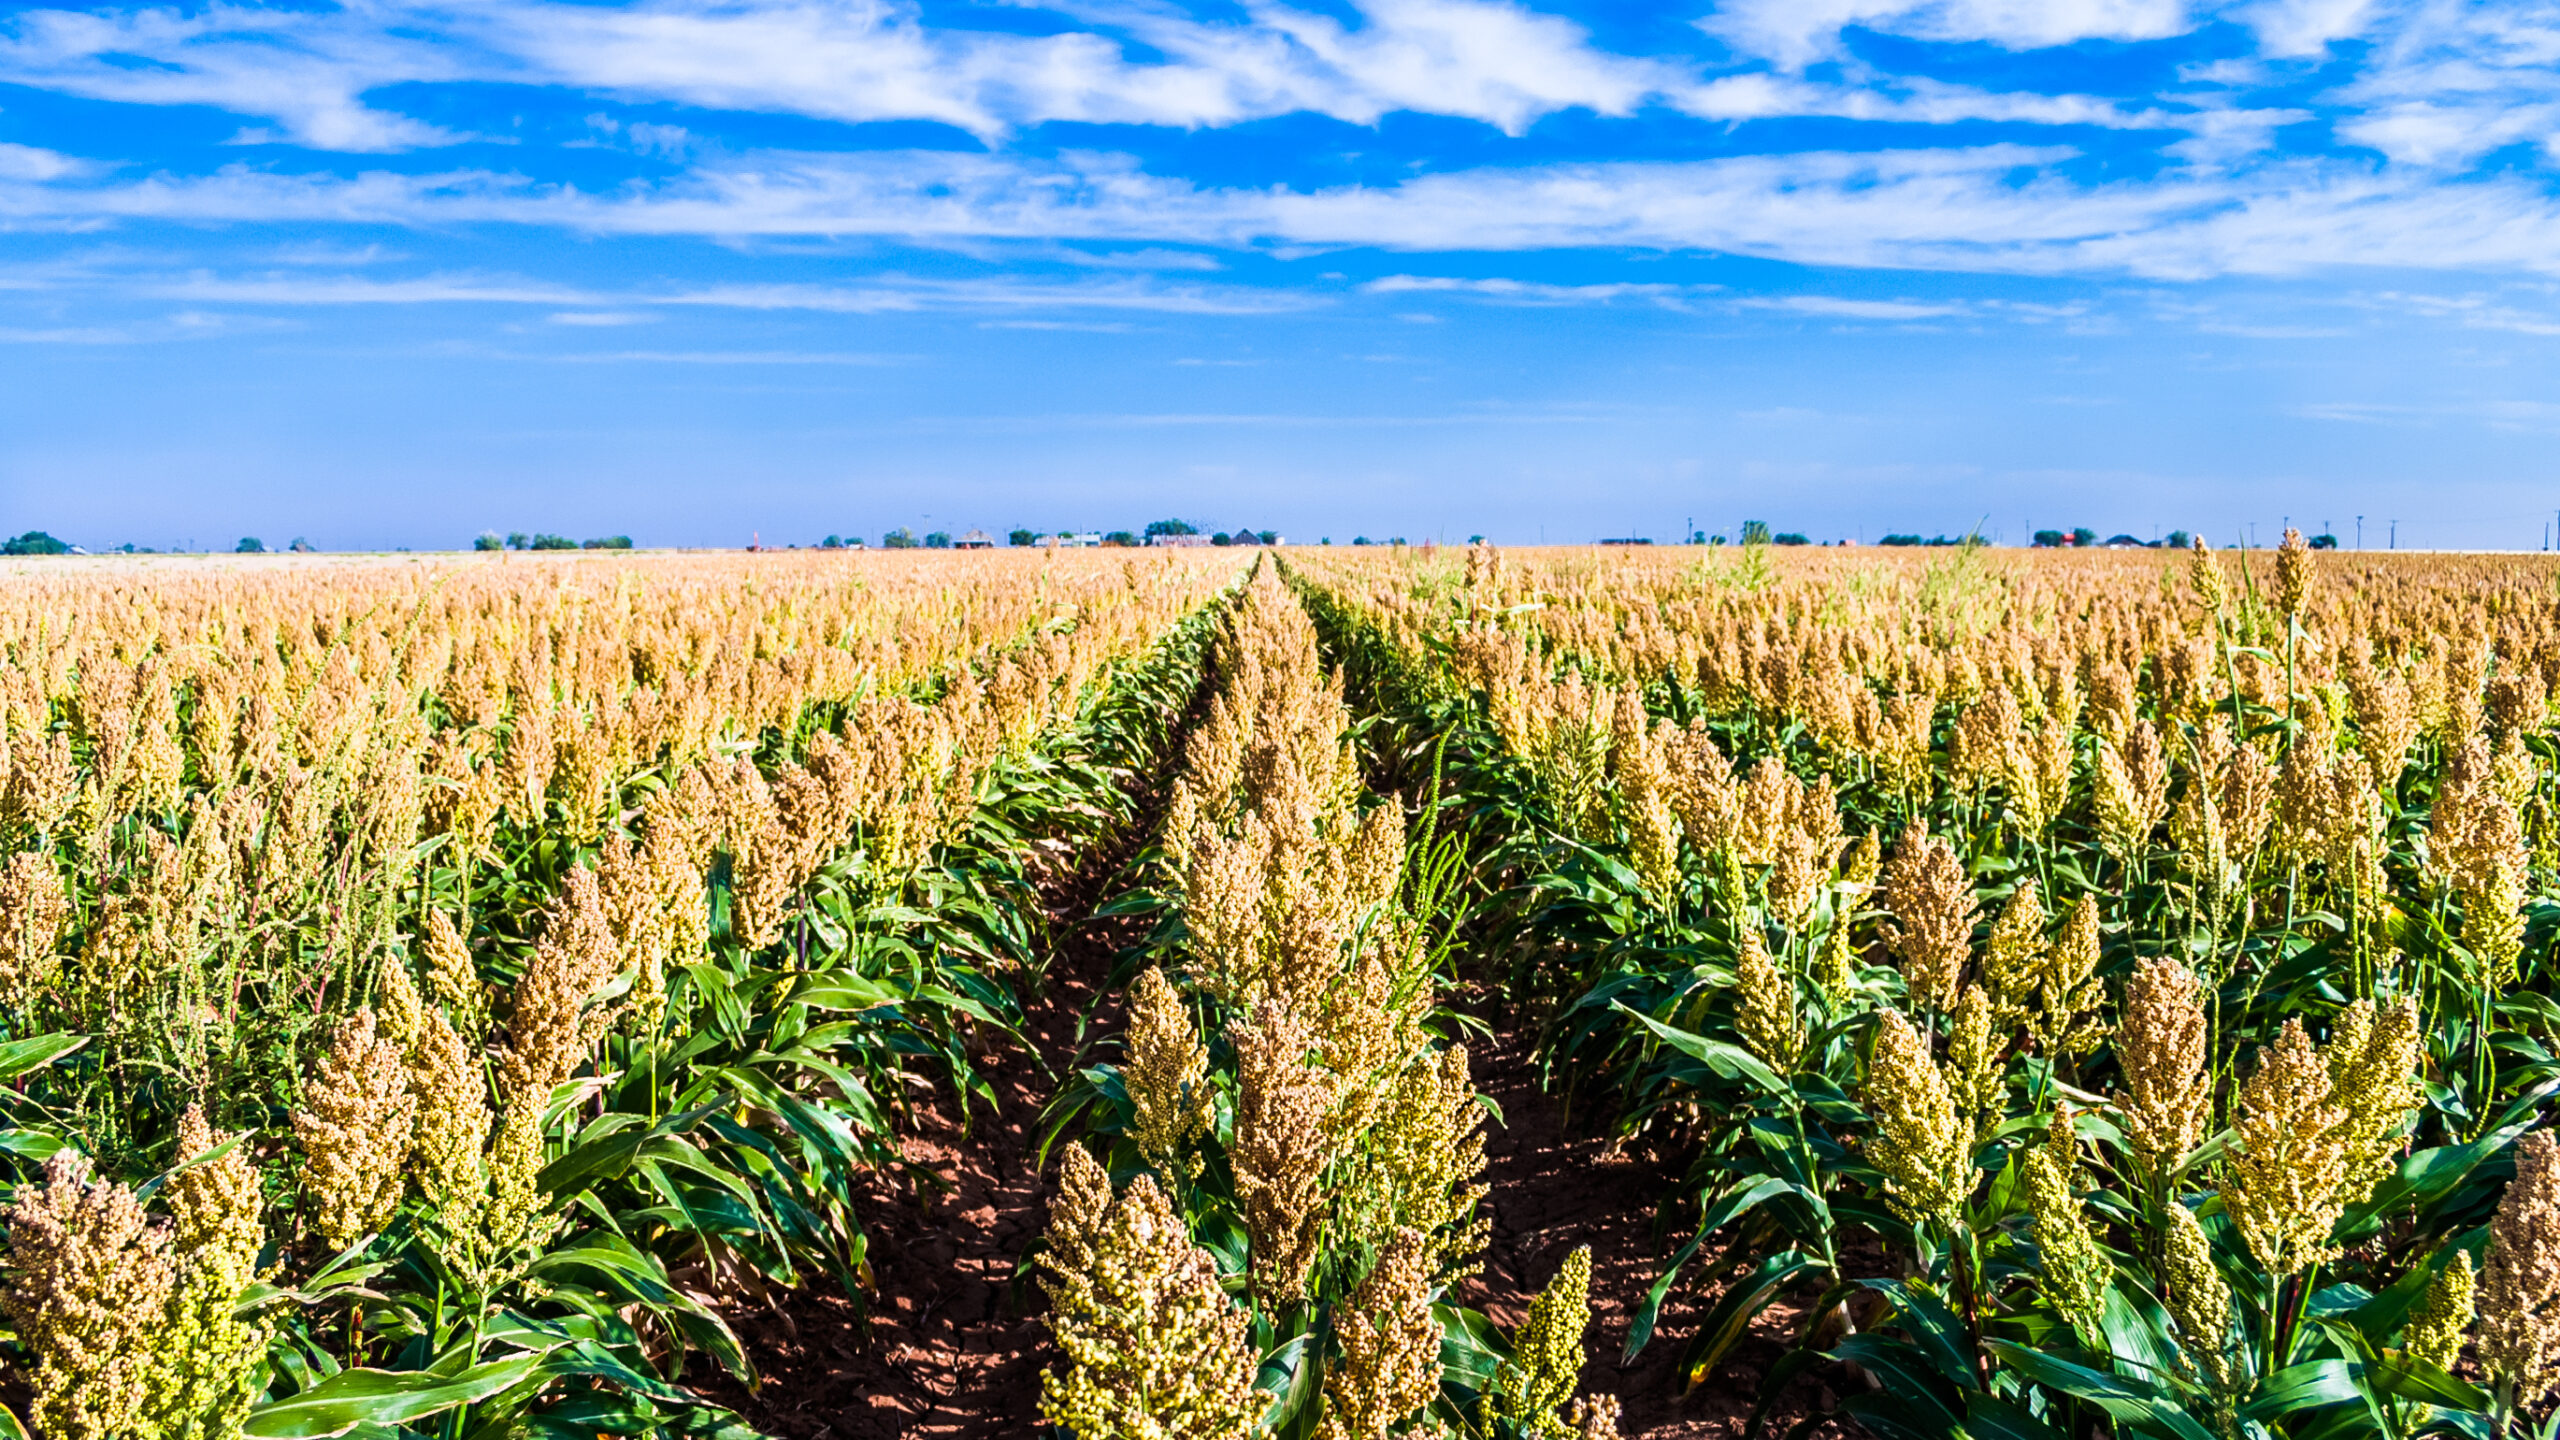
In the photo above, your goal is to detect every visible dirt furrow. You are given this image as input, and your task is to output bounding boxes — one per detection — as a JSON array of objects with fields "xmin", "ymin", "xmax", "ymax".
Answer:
[{"xmin": 698, "ymin": 667, "xmax": 1214, "ymax": 1439}]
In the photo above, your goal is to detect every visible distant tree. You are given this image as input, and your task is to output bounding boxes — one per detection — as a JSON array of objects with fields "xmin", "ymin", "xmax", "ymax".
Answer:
[
  {"xmin": 882, "ymin": 528, "xmax": 920, "ymax": 549},
  {"xmin": 235, "ymin": 537, "xmax": 265, "ymax": 553},
  {"xmin": 288, "ymin": 537, "xmax": 315, "ymax": 552},
  {"xmin": 1739, "ymin": 520, "xmax": 1772, "ymax": 546},
  {"xmin": 581, "ymin": 536, "xmax": 633, "ymax": 550},
  {"xmin": 821, "ymin": 535, "xmax": 843, "ymax": 549},
  {"xmin": 1144, "ymin": 518, "xmax": 1198, "ymax": 537},
  {"xmin": 474, "ymin": 531, "xmax": 504, "ymax": 551},
  {"xmin": 2310, "ymin": 533, "xmax": 2339, "ymax": 550},
  {"xmin": 1258, "ymin": 530, "xmax": 1279, "ymax": 545},
  {"xmin": 1352, "ymin": 536, "xmax": 1372, "ymax": 546},
  {"xmin": 1469, "ymin": 534, "xmax": 1485, "ymax": 544},
  {"xmin": 529, "ymin": 534, "xmax": 576, "ymax": 551},
  {"xmin": 1211, "ymin": 532, "xmax": 1233, "ymax": 546},
  {"xmin": 1774, "ymin": 532, "xmax": 1810, "ymax": 546},
  {"xmin": 1, "ymin": 531, "xmax": 68, "ymax": 556},
  {"xmin": 1008, "ymin": 528, "xmax": 1038, "ymax": 547},
  {"xmin": 2163, "ymin": 529, "xmax": 2192, "ymax": 550},
  {"xmin": 506, "ymin": 532, "xmax": 529, "ymax": 550},
  {"xmin": 1879, "ymin": 534, "xmax": 1921, "ymax": 547},
  {"xmin": 924, "ymin": 531, "xmax": 952, "ymax": 549},
  {"xmin": 2032, "ymin": 530, "xmax": 2067, "ymax": 548},
  {"xmin": 2069, "ymin": 527, "xmax": 2098, "ymax": 547},
  {"xmin": 1102, "ymin": 531, "xmax": 1138, "ymax": 547}
]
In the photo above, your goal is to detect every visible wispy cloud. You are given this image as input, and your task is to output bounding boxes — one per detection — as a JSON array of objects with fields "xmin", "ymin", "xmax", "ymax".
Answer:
[
  {"xmin": 1749, "ymin": 295, "xmax": 1969, "ymax": 319},
  {"xmin": 23, "ymin": 142, "xmax": 2560, "ymax": 281},
  {"xmin": 1361, "ymin": 275, "xmax": 1689, "ymax": 303}
]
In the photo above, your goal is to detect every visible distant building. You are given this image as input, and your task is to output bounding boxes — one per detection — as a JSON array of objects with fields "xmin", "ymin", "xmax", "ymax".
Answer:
[
  {"xmin": 953, "ymin": 529, "xmax": 996, "ymax": 549},
  {"xmin": 1149, "ymin": 533, "xmax": 1212, "ymax": 547},
  {"xmin": 1042, "ymin": 533, "xmax": 1102, "ymax": 547}
]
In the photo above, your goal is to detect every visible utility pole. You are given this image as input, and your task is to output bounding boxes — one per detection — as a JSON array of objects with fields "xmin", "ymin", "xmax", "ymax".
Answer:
[
  {"xmin": 2390, "ymin": 519, "xmax": 2398, "ymax": 550},
  {"xmin": 2356, "ymin": 515, "xmax": 2364, "ymax": 550}
]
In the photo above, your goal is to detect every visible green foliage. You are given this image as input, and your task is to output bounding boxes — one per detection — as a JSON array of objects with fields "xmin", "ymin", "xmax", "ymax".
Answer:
[
  {"xmin": 2, "ymin": 531, "xmax": 68, "ymax": 555},
  {"xmin": 1290, "ymin": 549, "xmax": 2559, "ymax": 1440}
]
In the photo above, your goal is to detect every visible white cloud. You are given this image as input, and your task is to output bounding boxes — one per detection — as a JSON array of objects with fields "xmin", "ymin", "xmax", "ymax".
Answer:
[
  {"xmin": 1754, "ymin": 295, "xmax": 1968, "ymax": 318},
  {"xmin": 15, "ymin": 139, "xmax": 2560, "ymax": 282},
  {"xmin": 103, "ymin": 261, "xmax": 1318, "ymax": 315},
  {"xmin": 0, "ymin": 5, "xmax": 465, "ymax": 151},
  {"xmin": 539, "ymin": 348, "xmax": 901, "ymax": 363},
  {"xmin": 0, "ymin": 0, "xmax": 2315, "ymax": 160},
  {"xmin": 2233, "ymin": 0, "xmax": 2383, "ymax": 56},
  {"xmin": 0, "ymin": 0, "xmax": 1692, "ymax": 148},
  {"xmin": 1360, "ymin": 274, "xmax": 1685, "ymax": 302},
  {"xmin": 2339, "ymin": 100, "xmax": 2560, "ymax": 167},
  {"xmin": 1702, "ymin": 0, "xmax": 2193, "ymax": 70},
  {"xmin": 0, "ymin": 143, "xmax": 82, "ymax": 181},
  {"xmin": 1232, "ymin": 0, "xmax": 1670, "ymax": 133}
]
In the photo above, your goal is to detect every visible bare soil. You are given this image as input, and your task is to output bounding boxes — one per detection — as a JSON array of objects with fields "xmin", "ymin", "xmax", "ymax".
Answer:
[
  {"xmin": 1453, "ymin": 1002, "xmax": 1851, "ymax": 1439},
  {"xmin": 695, "ymin": 689, "xmax": 1195, "ymax": 1438}
]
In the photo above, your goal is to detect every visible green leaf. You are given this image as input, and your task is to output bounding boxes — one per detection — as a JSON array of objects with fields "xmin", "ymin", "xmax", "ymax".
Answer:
[
  {"xmin": 1982, "ymin": 1339, "xmax": 2216, "ymax": 1440},
  {"xmin": 1680, "ymin": 1251, "xmax": 1817, "ymax": 1388},
  {"xmin": 0, "ymin": 1032, "xmax": 86, "ymax": 1082},
  {"xmin": 1827, "ymin": 1334, "xmax": 1965, "ymax": 1434},
  {"xmin": 2369, "ymin": 1353, "xmax": 2490, "ymax": 1412},
  {"xmin": 2242, "ymin": 1357, "xmax": 2392, "ymax": 1436},
  {"xmin": 1852, "ymin": 1278, "xmax": 1975, "ymax": 1392},
  {"xmin": 1611, "ymin": 1002, "xmax": 1790, "ymax": 1098},
  {"xmin": 1963, "ymin": 1392, "xmax": 2066, "ymax": 1440},
  {"xmin": 243, "ymin": 1355, "xmax": 550, "ymax": 1437},
  {"xmin": 1626, "ymin": 1176, "xmax": 1798, "ymax": 1361}
]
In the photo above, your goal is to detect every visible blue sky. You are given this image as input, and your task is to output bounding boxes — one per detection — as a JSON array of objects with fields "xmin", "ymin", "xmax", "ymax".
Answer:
[{"xmin": 4, "ymin": 0, "xmax": 2560, "ymax": 550}]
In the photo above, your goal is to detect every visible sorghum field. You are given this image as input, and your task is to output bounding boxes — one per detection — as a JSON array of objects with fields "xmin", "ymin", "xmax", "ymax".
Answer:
[{"xmin": 2, "ymin": 539, "xmax": 2556, "ymax": 1440}]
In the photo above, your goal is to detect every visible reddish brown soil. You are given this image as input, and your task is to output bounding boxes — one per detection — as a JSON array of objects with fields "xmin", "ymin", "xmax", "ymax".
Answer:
[
  {"xmin": 1455, "ymin": 1005, "xmax": 1852, "ymax": 1439},
  {"xmin": 695, "ymin": 718, "xmax": 1183, "ymax": 1439}
]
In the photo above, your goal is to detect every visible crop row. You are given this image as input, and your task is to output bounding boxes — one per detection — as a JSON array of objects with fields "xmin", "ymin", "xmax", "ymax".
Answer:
[
  {"xmin": 0, "ymin": 550, "xmax": 1241, "ymax": 1437},
  {"xmin": 1285, "ymin": 539, "xmax": 2560, "ymax": 1440}
]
